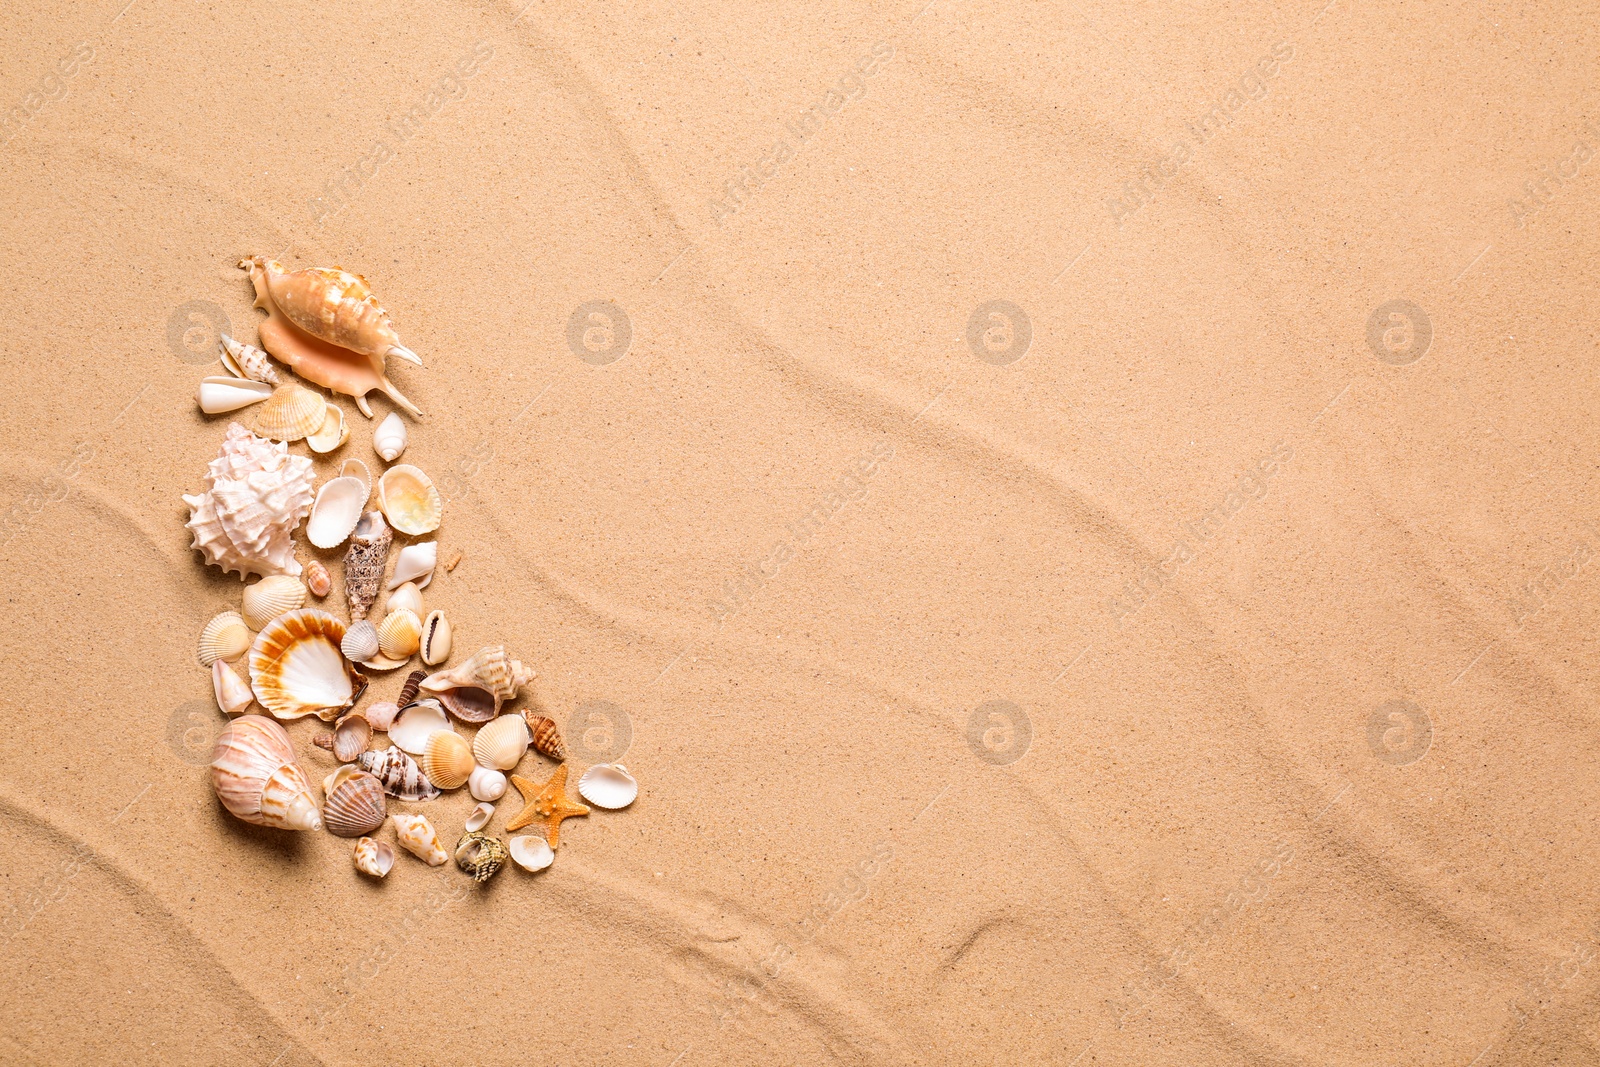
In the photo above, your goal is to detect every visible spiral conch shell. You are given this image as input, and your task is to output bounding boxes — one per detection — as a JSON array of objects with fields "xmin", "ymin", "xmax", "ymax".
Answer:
[
  {"xmin": 219, "ymin": 333, "xmax": 281, "ymax": 385},
  {"xmin": 343, "ymin": 511, "xmax": 391, "ymax": 621},
  {"xmin": 210, "ymin": 715, "xmax": 323, "ymax": 831},
  {"xmin": 356, "ymin": 747, "xmax": 441, "ymax": 801},
  {"xmin": 248, "ymin": 608, "xmax": 356, "ymax": 720},
  {"xmin": 454, "ymin": 831, "xmax": 508, "ymax": 883},
  {"xmin": 420, "ymin": 645, "xmax": 535, "ymax": 724},
  {"xmin": 240, "ymin": 257, "xmax": 422, "ymax": 419},
  {"xmin": 183, "ymin": 423, "xmax": 315, "ymax": 579}
]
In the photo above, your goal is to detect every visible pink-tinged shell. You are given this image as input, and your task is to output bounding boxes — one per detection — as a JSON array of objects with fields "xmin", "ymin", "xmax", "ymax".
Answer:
[
  {"xmin": 248, "ymin": 609, "xmax": 355, "ymax": 721},
  {"xmin": 305, "ymin": 559, "xmax": 332, "ymax": 597},
  {"xmin": 210, "ymin": 715, "xmax": 323, "ymax": 831},
  {"xmin": 362, "ymin": 700, "xmax": 400, "ymax": 731},
  {"xmin": 420, "ymin": 645, "xmax": 535, "ymax": 724}
]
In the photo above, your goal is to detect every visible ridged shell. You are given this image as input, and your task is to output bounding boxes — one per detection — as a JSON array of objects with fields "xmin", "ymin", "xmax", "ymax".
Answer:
[
  {"xmin": 464, "ymin": 802, "xmax": 495, "ymax": 833},
  {"xmin": 306, "ymin": 403, "xmax": 348, "ymax": 454},
  {"xmin": 420, "ymin": 610, "xmax": 451, "ymax": 666},
  {"xmin": 508, "ymin": 834, "xmax": 554, "ymax": 873},
  {"xmin": 197, "ymin": 376, "xmax": 273, "ymax": 414},
  {"xmin": 210, "ymin": 715, "xmax": 323, "ymax": 831},
  {"xmin": 421, "ymin": 730, "xmax": 474, "ymax": 790},
  {"xmin": 454, "ymin": 831, "xmax": 507, "ymax": 883},
  {"xmin": 525, "ymin": 714, "xmax": 566, "ymax": 761},
  {"xmin": 212, "ymin": 661, "xmax": 254, "ymax": 716},
  {"xmin": 396, "ymin": 669, "xmax": 427, "ymax": 709},
  {"xmin": 253, "ymin": 384, "xmax": 327, "ymax": 442},
  {"xmin": 248, "ymin": 608, "xmax": 354, "ymax": 721},
  {"xmin": 242, "ymin": 574, "xmax": 307, "ymax": 630},
  {"xmin": 469, "ymin": 766, "xmax": 507, "ymax": 801},
  {"xmin": 219, "ymin": 333, "xmax": 282, "ymax": 385},
  {"xmin": 388, "ymin": 698, "xmax": 450, "ymax": 755},
  {"xmin": 373, "ymin": 410, "xmax": 407, "ymax": 462},
  {"xmin": 343, "ymin": 511, "xmax": 390, "ymax": 620},
  {"xmin": 388, "ymin": 543, "xmax": 436, "ymax": 589},
  {"xmin": 313, "ymin": 712, "xmax": 372, "ymax": 762},
  {"xmin": 304, "ymin": 559, "xmax": 332, "ymax": 597},
  {"xmin": 198, "ymin": 610, "xmax": 251, "ymax": 667},
  {"xmin": 322, "ymin": 770, "xmax": 388, "ymax": 837},
  {"xmin": 184, "ymin": 423, "xmax": 314, "ymax": 580},
  {"xmin": 377, "ymin": 608, "xmax": 422, "ymax": 659},
  {"xmin": 352, "ymin": 836, "xmax": 394, "ymax": 878},
  {"xmin": 340, "ymin": 619, "xmax": 380, "ymax": 662},
  {"xmin": 385, "ymin": 582, "xmax": 423, "ymax": 617},
  {"xmin": 420, "ymin": 645, "xmax": 535, "ymax": 724},
  {"xmin": 356, "ymin": 747, "xmax": 441, "ymax": 801},
  {"xmin": 393, "ymin": 813, "xmax": 447, "ymax": 865},
  {"xmin": 578, "ymin": 763, "xmax": 638, "ymax": 809},
  {"xmin": 376, "ymin": 464, "xmax": 442, "ymax": 536},
  {"xmin": 473, "ymin": 714, "xmax": 529, "ymax": 771}
]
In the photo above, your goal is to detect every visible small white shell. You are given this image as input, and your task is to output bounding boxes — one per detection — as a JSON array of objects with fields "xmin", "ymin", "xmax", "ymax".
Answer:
[
  {"xmin": 197, "ymin": 376, "xmax": 273, "ymax": 414},
  {"xmin": 241, "ymin": 574, "xmax": 307, "ymax": 630},
  {"xmin": 578, "ymin": 763, "xmax": 638, "ymax": 809},
  {"xmin": 339, "ymin": 457, "xmax": 372, "ymax": 495},
  {"xmin": 374, "ymin": 410, "xmax": 407, "ymax": 462},
  {"xmin": 198, "ymin": 610, "xmax": 251, "ymax": 667},
  {"xmin": 212, "ymin": 660, "xmax": 254, "ymax": 716},
  {"xmin": 389, "ymin": 698, "xmax": 451, "ymax": 755},
  {"xmin": 377, "ymin": 464, "xmax": 442, "ymax": 536},
  {"xmin": 352, "ymin": 835, "xmax": 394, "ymax": 878},
  {"xmin": 388, "ymin": 542, "xmax": 437, "ymax": 590},
  {"xmin": 377, "ymin": 608, "xmax": 422, "ymax": 659},
  {"xmin": 464, "ymin": 802, "xmax": 495, "ymax": 833},
  {"xmin": 306, "ymin": 475, "xmax": 369, "ymax": 549},
  {"xmin": 340, "ymin": 619, "xmax": 380, "ymax": 662},
  {"xmin": 306, "ymin": 403, "xmax": 348, "ymax": 454},
  {"xmin": 385, "ymin": 581, "xmax": 424, "ymax": 617},
  {"xmin": 509, "ymin": 835, "xmax": 555, "ymax": 873},
  {"xmin": 473, "ymin": 714, "xmax": 529, "ymax": 771},
  {"xmin": 393, "ymin": 813, "xmax": 447, "ymax": 866},
  {"xmin": 421, "ymin": 610, "xmax": 451, "ymax": 666},
  {"xmin": 469, "ymin": 765, "xmax": 506, "ymax": 801}
]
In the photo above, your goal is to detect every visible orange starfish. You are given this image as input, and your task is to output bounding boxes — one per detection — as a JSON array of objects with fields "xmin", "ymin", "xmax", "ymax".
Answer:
[{"xmin": 505, "ymin": 765, "xmax": 590, "ymax": 848}]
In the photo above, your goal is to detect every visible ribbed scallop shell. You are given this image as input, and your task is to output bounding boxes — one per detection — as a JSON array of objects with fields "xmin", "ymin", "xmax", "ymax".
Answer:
[
  {"xmin": 473, "ymin": 714, "xmax": 529, "ymax": 771},
  {"xmin": 376, "ymin": 465, "xmax": 442, "ymax": 536},
  {"xmin": 340, "ymin": 619, "xmax": 380, "ymax": 662},
  {"xmin": 393, "ymin": 813, "xmax": 447, "ymax": 865},
  {"xmin": 352, "ymin": 836, "xmax": 394, "ymax": 878},
  {"xmin": 248, "ymin": 608, "xmax": 354, "ymax": 720},
  {"xmin": 322, "ymin": 769, "xmax": 388, "ymax": 837},
  {"xmin": 253, "ymin": 384, "xmax": 328, "ymax": 442},
  {"xmin": 377, "ymin": 608, "xmax": 422, "ymax": 659},
  {"xmin": 242, "ymin": 574, "xmax": 307, "ymax": 630},
  {"xmin": 421, "ymin": 730, "xmax": 474, "ymax": 790},
  {"xmin": 198, "ymin": 610, "xmax": 251, "ymax": 667},
  {"xmin": 210, "ymin": 715, "xmax": 323, "ymax": 831},
  {"xmin": 313, "ymin": 712, "xmax": 372, "ymax": 762}
]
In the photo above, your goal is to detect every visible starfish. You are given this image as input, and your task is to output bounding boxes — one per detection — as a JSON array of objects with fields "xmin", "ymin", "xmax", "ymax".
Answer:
[{"xmin": 505, "ymin": 765, "xmax": 590, "ymax": 848}]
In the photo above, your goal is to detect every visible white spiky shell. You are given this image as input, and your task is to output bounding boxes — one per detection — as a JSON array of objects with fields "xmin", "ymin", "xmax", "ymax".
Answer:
[
  {"xmin": 183, "ymin": 423, "xmax": 315, "ymax": 580},
  {"xmin": 210, "ymin": 715, "xmax": 323, "ymax": 831},
  {"xmin": 248, "ymin": 608, "xmax": 354, "ymax": 720}
]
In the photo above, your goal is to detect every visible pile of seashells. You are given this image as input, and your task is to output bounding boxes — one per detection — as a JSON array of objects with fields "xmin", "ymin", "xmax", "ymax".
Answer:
[{"xmin": 191, "ymin": 258, "xmax": 638, "ymax": 883}]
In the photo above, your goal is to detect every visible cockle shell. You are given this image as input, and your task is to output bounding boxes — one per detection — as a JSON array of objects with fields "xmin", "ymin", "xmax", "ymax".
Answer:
[
  {"xmin": 388, "ymin": 542, "xmax": 436, "ymax": 589},
  {"xmin": 304, "ymin": 559, "xmax": 332, "ymax": 597},
  {"xmin": 421, "ymin": 610, "xmax": 451, "ymax": 666},
  {"xmin": 421, "ymin": 730, "xmax": 474, "ymax": 790},
  {"xmin": 454, "ymin": 831, "xmax": 508, "ymax": 883},
  {"xmin": 197, "ymin": 376, "xmax": 272, "ymax": 414},
  {"xmin": 210, "ymin": 715, "xmax": 323, "ymax": 831},
  {"xmin": 322, "ymin": 769, "xmax": 388, "ymax": 837},
  {"xmin": 578, "ymin": 763, "xmax": 638, "ymax": 809},
  {"xmin": 352, "ymin": 836, "xmax": 394, "ymax": 878},
  {"xmin": 389, "ymin": 698, "xmax": 451, "ymax": 755},
  {"xmin": 473, "ymin": 714, "xmax": 529, "ymax": 772},
  {"xmin": 341, "ymin": 619, "xmax": 380, "ymax": 662},
  {"xmin": 385, "ymin": 581, "xmax": 423, "ymax": 617},
  {"xmin": 212, "ymin": 660, "xmax": 254, "ymax": 716},
  {"xmin": 363, "ymin": 700, "xmax": 400, "ymax": 731},
  {"xmin": 313, "ymin": 712, "xmax": 372, "ymax": 762},
  {"xmin": 219, "ymin": 333, "xmax": 282, "ymax": 384},
  {"xmin": 393, "ymin": 813, "xmax": 447, "ymax": 865},
  {"xmin": 184, "ymin": 423, "xmax": 315, "ymax": 579},
  {"xmin": 343, "ymin": 511, "xmax": 391, "ymax": 620},
  {"xmin": 376, "ymin": 465, "xmax": 442, "ymax": 536},
  {"xmin": 306, "ymin": 403, "xmax": 348, "ymax": 454},
  {"xmin": 377, "ymin": 608, "xmax": 422, "ymax": 660},
  {"xmin": 356, "ymin": 747, "xmax": 441, "ymax": 801},
  {"xmin": 197, "ymin": 610, "xmax": 251, "ymax": 667},
  {"xmin": 306, "ymin": 475, "xmax": 369, "ymax": 549},
  {"xmin": 508, "ymin": 835, "xmax": 554, "ymax": 873},
  {"xmin": 248, "ymin": 608, "xmax": 355, "ymax": 721},
  {"xmin": 524, "ymin": 714, "xmax": 566, "ymax": 761},
  {"xmin": 396, "ymin": 669, "xmax": 427, "ymax": 709},
  {"xmin": 469, "ymin": 766, "xmax": 507, "ymax": 802},
  {"xmin": 241, "ymin": 574, "xmax": 307, "ymax": 630},
  {"xmin": 421, "ymin": 645, "xmax": 535, "ymax": 724},
  {"xmin": 374, "ymin": 411, "xmax": 407, "ymax": 462},
  {"xmin": 253, "ymin": 384, "xmax": 327, "ymax": 442},
  {"xmin": 240, "ymin": 257, "xmax": 422, "ymax": 419}
]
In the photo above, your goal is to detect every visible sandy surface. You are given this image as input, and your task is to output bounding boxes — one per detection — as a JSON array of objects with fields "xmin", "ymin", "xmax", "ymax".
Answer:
[{"xmin": 2, "ymin": 1, "xmax": 1599, "ymax": 1064}]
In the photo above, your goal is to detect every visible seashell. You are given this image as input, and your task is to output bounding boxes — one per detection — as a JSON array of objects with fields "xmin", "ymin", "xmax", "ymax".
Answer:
[
  {"xmin": 197, "ymin": 376, "xmax": 273, "ymax": 414},
  {"xmin": 212, "ymin": 660, "xmax": 254, "ymax": 716},
  {"xmin": 197, "ymin": 610, "xmax": 251, "ymax": 667},
  {"xmin": 397, "ymin": 669, "xmax": 428, "ymax": 709},
  {"xmin": 363, "ymin": 700, "xmax": 400, "ymax": 731},
  {"xmin": 454, "ymin": 830, "xmax": 508, "ymax": 883},
  {"xmin": 322, "ymin": 769, "xmax": 388, "ymax": 837},
  {"xmin": 385, "ymin": 581, "xmax": 424, "ymax": 617},
  {"xmin": 210, "ymin": 714, "xmax": 323, "ymax": 831},
  {"xmin": 508, "ymin": 835, "xmax": 554, "ymax": 873},
  {"xmin": 184, "ymin": 423, "xmax": 315, "ymax": 579},
  {"xmin": 388, "ymin": 542, "xmax": 436, "ymax": 589},
  {"xmin": 444, "ymin": 549, "xmax": 462, "ymax": 572},
  {"xmin": 312, "ymin": 712, "xmax": 372, "ymax": 762},
  {"xmin": 248, "ymin": 608, "xmax": 355, "ymax": 720},
  {"xmin": 464, "ymin": 802, "xmax": 495, "ymax": 833},
  {"xmin": 322, "ymin": 763, "xmax": 363, "ymax": 796},
  {"xmin": 219, "ymin": 333, "xmax": 282, "ymax": 385},
  {"xmin": 352, "ymin": 835, "xmax": 394, "ymax": 878},
  {"xmin": 306, "ymin": 403, "xmax": 348, "ymax": 454},
  {"xmin": 356, "ymin": 747, "xmax": 441, "ymax": 801},
  {"xmin": 421, "ymin": 730, "xmax": 474, "ymax": 790},
  {"xmin": 343, "ymin": 511, "xmax": 391, "ymax": 620},
  {"xmin": 377, "ymin": 608, "xmax": 422, "ymax": 660},
  {"xmin": 420, "ymin": 645, "xmax": 535, "ymax": 724},
  {"xmin": 421, "ymin": 610, "xmax": 451, "ymax": 666},
  {"xmin": 253, "ymin": 383, "xmax": 327, "ymax": 442},
  {"xmin": 340, "ymin": 457, "xmax": 372, "ymax": 495},
  {"xmin": 578, "ymin": 763, "xmax": 638, "ymax": 809},
  {"xmin": 393, "ymin": 813, "xmax": 447, "ymax": 865},
  {"xmin": 242, "ymin": 574, "xmax": 307, "ymax": 630},
  {"xmin": 306, "ymin": 475, "xmax": 369, "ymax": 550},
  {"xmin": 340, "ymin": 619, "xmax": 380, "ymax": 662},
  {"xmin": 376, "ymin": 465, "xmax": 442, "ymax": 536},
  {"xmin": 469, "ymin": 766, "xmax": 507, "ymax": 802},
  {"xmin": 388, "ymin": 698, "xmax": 451, "ymax": 755},
  {"xmin": 374, "ymin": 410, "xmax": 407, "ymax": 462},
  {"xmin": 304, "ymin": 559, "xmax": 332, "ymax": 598},
  {"xmin": 473, "ymin": 714, "xmax": 529, "ymax": 772},
  {"xmin": 524, "ymin": 714, "xmax": 566, "ymax": 761}
]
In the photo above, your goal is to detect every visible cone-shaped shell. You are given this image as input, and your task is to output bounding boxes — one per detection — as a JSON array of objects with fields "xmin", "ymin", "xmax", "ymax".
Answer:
[
  {"xmin": 343, "ymin": 511, "xmax": 391, "ymax": 621},
  {"xmin": 524, "ymin": 714, "xmax": 566, "ymax": 761},
  {"xmin": 198, "ymin": 610, "xmax": 251, "ymax": 667},
  {"xmin": 420, "ymin": 645, "xmax": 535, "ymax": 724},
  {"xmin": 393, "ymin": 813, "xmax": 447, "ymax": 865},
  {"xmin": 376, "ymin": 465, "xmax": 442, "ymax": 536},
  {"xmin": 454, "ymin": 831, "xmax": 508, "ymax": 883},
  {"xmin": 322, "ymin": 770, "xmax": 388, "ymax": 837},
  {"xmin": 219, "ymin": 333, "xmax": 281, "ymax": 385},
  {"xmin": 356, "ymin": 747, "xmax": 441, "ymax": 801},
  {"xmin": 210, "ymin": 715, "xmax": 323, "ymax": 831},
  {"xmin": 198, "ymin": 376, "xmax": 273, "ymax": 414},
  {"xmin": 421, "ymin": 730, "xmax": 473, "ymax": 790},
  {"xmin": 242, "ymin": 574, "xmax": 307, "ymax": 630},
  {"xmin": 253, "ymin": 384, "xmax": 327, "ymax": 442},
  {"xmin": 212, "ymin": 661, "xmax": 254, "ymax": 716},
  {"xmin": 248, "ymin": 608, "xmax": 355, "ymax": 720},
  {"xmin": 473, "ymin": 714, "xmax": 529, "ymax": 771},
  {"xmin": 353, "ymin": 836, "xmax": 394, "ymax": 878}
]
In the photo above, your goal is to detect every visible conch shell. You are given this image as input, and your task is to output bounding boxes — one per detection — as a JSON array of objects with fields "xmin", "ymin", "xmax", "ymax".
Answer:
[
  {"xmin": 248, "ymin": 608, "xmax": 357, "ymax": 720},
  {"xmin": 183, "ymin": 423, "xmax": 314, "ymax": 579},
  {"xmin": 356, "ymin": 747, "xmax": 441, "ymax": 801},
  {"xmin": 210, "ymin": 715, "xmax": 323, "ymax": 831},
  {"xmin": 240, "ymin": 257, "xmax": 421, "ymax": 418},
  {"xmin": 454, "ymin": 831, "xmax": 508, "ymax": 883},
  {"xmin": 420, "ymin": 645, "xmax": 535, "ymax": 724}
]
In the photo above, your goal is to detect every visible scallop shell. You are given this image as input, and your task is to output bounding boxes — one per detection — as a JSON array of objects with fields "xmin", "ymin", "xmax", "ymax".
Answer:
[
  {"xmin": 306, "ymin": 403, "xmax": 349, "ymax": 454},
  {"xmin": 304, "ymin": 559, "xmax": 332, "ymax": 598},
  {"xmin": 377, "ymin": 465, "xmax": 442, "ymax": 536},
  {"xmin": 421, "ymin": 730, "xmax": 474, "ymax": 790},
  {"xmin": 197, "ymin": 376, "xmax": 273, "ymax": 414},
  {"xmin": 388, "ymin": 698, "xmax": 451, "ymax": 755},
  {"xmin": 420, "ymin": 645, "xmax": 535, "ymax": 724},
  {"xmin": 420, "ymin": 610, "xmax": 451, "ymax": 666},
  {"xmin": 184, "ymin": 423, "xmax": 315, "ymax": 580},
  {"xmin": 578, "ymin": 763, "xmax": 638, "ymax": 809},
  {"xmin": 198, "ymin": 610, "xmax": 251, "ymax": 667},
  {"xmin": 393, "ymin": 813, "xmax": 447, "ymax": 865},
  {"xmin": 211, "ymin": 660, "xmax": 254, "ymax": 716},
  {"xmin": 306, "ymin": 475, "xmax": 369, "ymax": 549},
  {"xmin": 210, "ymin": 715, "xmax": 323, "ymax": 831},
  {"xmin": 248, "ymin": 608, "xmax": 355, "ymax": 721},
  {"xmin": 454, "ymin": 830, "xmax": 507, "ymax": 883},
  {"xmin": 469, "ymin": 766, "xmax": 507, "ymax": 802},
  {"xmin": 219, "ymin": 333, "xmax": 282, "ymax": 385},
  {"xmin": 396, "ymin": 669, "xmax": 427, "ymax": 709},
  {"xmin": 322, "ymin": 769, "xmax": 388, "ymax": 837},
  {"xmin": 464, "ymin": 802, "xmax": 495, "ymax": 833},
  {"xmin": 356, "ymin": 747, "xmax": 441, "ymax": 801},
  {"xmin": 524, "ymin": 714, "xmax": 566, "ymax": 761},
  {"xmin": 241, "ymin": 574, "xmax": 307, "ymax": 630},
  {"xmin": 374, "ymin": 410, "xmax": 407, "ymax": 462},
  {"xmin": 363, "ymin": 700, "xmax": 400, "ymax": 732},
  {"xmin": 377, "ymin": 608, "xmax": 422, "ymax": 659},
  {"xmin": 352, "ymin": 836, "xmax": 394, "ymax": 878},
  {"xmin": 473, "ymin": 714, "xmax": 529, "ymax": 772},
  {"xmin": 508, "ymin": 835, "xmax": 554, "ymax": 873},
  {"xmin": 343, "ymin": 511, "xmax": 391, "ymax": 620},
  {"xmin": 313, "ymin": 712, "xmax": 372, "ymax": 762},
  {"xmin": 253, "ymin": 384, "xmax": 327, "ymax": 442},
  {"xmin": 385, "ymin": 581, "xmax": 424, "ymax": 617},
  {"xmin": 340, "ymin": 619, "xmax": 380, "ymax": 662},
  {"xmin": 388, "ymin": 542, "xmax": 436, "ymax": 589}
]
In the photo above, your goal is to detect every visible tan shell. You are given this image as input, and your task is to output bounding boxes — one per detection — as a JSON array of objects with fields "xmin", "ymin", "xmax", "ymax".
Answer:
[
  {"xmin": 393, "ymin": 813, "xmax": 447, "ymax": 865},
  {"xmin": 421, "ymin": 730, "xmax": 474, "ymax": 790},
  {"xmin": 247, "ymin": 608, "xmax": 355, "ymax": 721},
  {"xmin": 198, "ymin": 610, "xmax": 251, "ymax": 667},
  {"xmin": 362, "ymin": 700, "xmax": 400, "ymax": 731},
  {"xmin": 385, "ymin": 581, "xmax": 424, "ymax": 617},
  {"xmin": 524, "ymin": 714, "xmax": 566, "ymax": 761},
  {"xmin": 420, "ymin": 645, "xmax": 535, "ymax": 724},
  {"xmin": 420, "ymin": 610, "xmax": 451, "ymax": 666},
  {"xmin": 241, "ymin": 574, "xmax": 307, "ymax": 630},
  {"xmin": 343, "ymin": 511, "xmax": 391, "ymax": 621},
  {"xmin": 322, "ymin": 769, "xmax": 388, "ymax": 837},
  {"xmin": 210, "ymin": 715, "xmax": 323, "ymax": 831},
  {"xmin": 304, "ymin": 559, "xmax": 332, "ymax": 597},
  {"xmin": 473, "ymin": 714, "xmax": 529, "ymax": 771},
  {"xmin": 219, "ymin": 333, "xmax": 282, "ymax": 385},
  {"xmin": 377, "ymin": 465, "xmax": 442, "ymax": 536},
  {"xmin": 377, "ymin": 608, "xmax": 422, "ymax": 659},
  {"xmin": 352, "ymin": 836, "xmax": 394, "ymax": 878},
  {"xmin": 253, "ymin": 384, "xmax": 327, "ymax": 442},
  {"xmin": 313, "ymin": 712, "xmax": 372, "ymax": 762}
]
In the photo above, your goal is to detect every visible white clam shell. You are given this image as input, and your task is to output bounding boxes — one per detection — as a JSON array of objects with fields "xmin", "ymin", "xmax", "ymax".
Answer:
[
  {"xmin": 340, "ymin": 619, "xmax": 380, "ymax": 662},
  {"xmin": 389, "ymin": 698, "xmax": 451, "ymax": 755},
  {"xmin": 306, "ymin": 475, "xmax": 370, "ymax": 549},
  {"xmin": 388, "ymin": 542, "xmax": 437, "ymax": 590},
  {"xmin": 306, "ymin": 403, "xmax": 348, "ymax": 454},
  {"xmin": 508, "ymin": 835, "xmax": 554, "ymax": 873},
  {"xmin": 212, "ymin": 660, "xmax": 254, "ymax": 716},
  {"xmin": 577, "ymin": 763, "xmax": 638, "ymax": 809},
  {"xmin": 376, "ymin": 464, "xmax": 442, "ymax": 536},
  {"xmin": 385, "ymin": 581, "xmax": 424, "ymax": 617},
  {"xmin": 241, "ymin": 574, "xmax": 307, "ymax": 630},
  {"xmin": 464, "ymin": 802, "xmax": 495, "ymax": 833},
  {"xmin": 339, "ymin": 458, "xmax": 372, "ymax": 495},
  {"xmin": 393, "ymin": 813, "xmax": 447, "ymax": 865},
  {"xmin": 472, "ymin": 714, "xmax": 529, "ymax": 772},
  {"xmin": 469, "ymin": 765, "xmax": 506, "ymax": 801},
  {"xmin": 198, "ymin": 376, "xmax": 273, "ymax": 414},
  {"xmin": 373, "ymin": 410, "xmax": 407, "ymax": 462}
]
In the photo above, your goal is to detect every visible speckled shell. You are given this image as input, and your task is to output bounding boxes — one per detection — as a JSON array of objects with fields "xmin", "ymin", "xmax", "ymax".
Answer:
[
  {"xmin": 304, "ymin": 559, "xmax": 332, "ymax": 597},
  {"xmin": 343, "ymin": 511, "xmax": 391, "ymax": 621},
  {"xmin": 393, "ymin": 813, "xmax": 447, "ymax": 865},
  {"xmin": 352, "ymin": 836, "xmax": 394, "ymax": 878},
  {"xmin": 322, "ymin": 769, "xmax": 388, "ymax": 838},
  {"xmin": 210, "ymin": 715, "xmax": 323, "ymax": 831},
  {"xmin": 356, "ymin": 747, "xmax": 441, "ymax": 801},
  {"xmin": 454, "ymin": 831, "xmax": 508, "ymax": 883}
]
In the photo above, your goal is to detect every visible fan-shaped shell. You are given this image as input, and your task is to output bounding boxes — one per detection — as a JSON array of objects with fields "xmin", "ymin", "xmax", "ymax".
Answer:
[
  {"xmin": 306, "ymin": 403, "xmax": 348, "ymax": 453},
  {"xmin": 374, "ymin": 410, "xmax": 407, "ymax": 461},
  {"xmin": 210, "ymin": 715, "xmax": 323, "ymax": 831},
  {"xmin": 377, "ymin": 464, "xmax": 442, "ymax": 536},
  {"xmin": 509, "ymin": 835, "xmax": 554, "ymax": 873},
  {"xmin": 198, "ymin": 610, "xmax": 251, "ymax": 667},
  {"xmin": 388, "ymin": 698, "xmax": 450, "ymax": 755},
  {"xmin": 421, "ymin": 730, "xmax": 473, "ymax": 790},
  {"xmin": 253, "ymin": 384, "xmax": 327, "ymax": 442},
  {"xmin": 578, "ymin": 763, "xmax": 638, "ymax": 809},
  {"xmin": 322, "ymin": 769, "xmax": 388, "ymax": 837},
  {"xmin": 393, "ymin": 813, "xmax": 447, "ymax": 865},
  {"xmin": 352, "ymin": 836, "xmax": 394, "ymax": 878},
  {"xmin": 473, "ymin": 714, "xmax": 529, "ymax": 771},
  {"xmin": 377, "ymin": 608, "xmax": 422, "ymax": 659},
  {"xmin": 340, "ymin": 619, "xmax": 380, "ymax": 662},
  {"xmin": 242, "ymin": 574, "xmax": 307, "ymax": 630},
  {"xmin": 248, "ymin": 608, "xmax": 355, "ymax": 720},
  {"xmin": 313, "ymin": 712, "xmax": 372, "ymax": 762}
]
